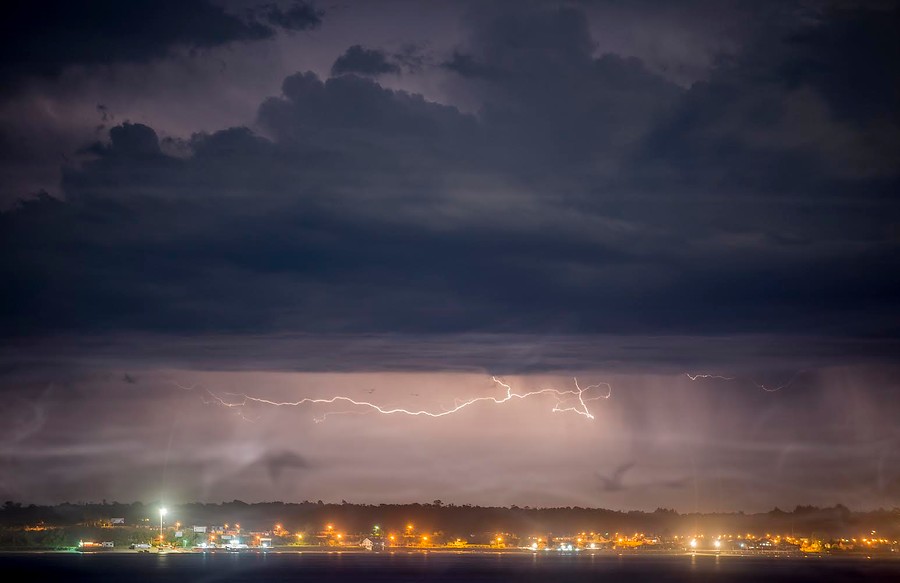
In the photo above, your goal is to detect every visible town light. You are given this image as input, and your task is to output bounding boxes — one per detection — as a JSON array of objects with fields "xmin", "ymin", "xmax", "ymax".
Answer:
[{"xmin": 158, "ymin": 508, "xmax": 167, "ymax": 547}]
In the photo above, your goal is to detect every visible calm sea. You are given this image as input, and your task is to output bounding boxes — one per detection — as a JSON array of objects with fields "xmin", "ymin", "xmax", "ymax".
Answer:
[{"xmin": 3, "ymin": 552, "xmax": 899, "ymax": 582}]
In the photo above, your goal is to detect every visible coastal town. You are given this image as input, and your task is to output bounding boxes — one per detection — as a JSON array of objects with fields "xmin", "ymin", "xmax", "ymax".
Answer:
[
  {"xmin": 4, "ymin": 501, "xmax": 897, "ymax": 557},
  {"xmin": 74, "ymin": 523, "xmax": 900, "ymax": 556}
]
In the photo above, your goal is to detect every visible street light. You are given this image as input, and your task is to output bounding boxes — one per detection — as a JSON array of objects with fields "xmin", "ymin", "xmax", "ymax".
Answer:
[{"xmin": 159, "ymin": 508, "xmax": 167, "ymax": 547}]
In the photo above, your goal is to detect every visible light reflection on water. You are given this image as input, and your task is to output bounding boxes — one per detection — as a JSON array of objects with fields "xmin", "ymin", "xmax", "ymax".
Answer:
[{"xmin": 3, "ymin": 552, "xmax": 899, "ymax": 582}]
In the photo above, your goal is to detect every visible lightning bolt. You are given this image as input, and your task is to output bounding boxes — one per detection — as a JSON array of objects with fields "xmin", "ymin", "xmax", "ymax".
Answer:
[
  {"xmin": 752, "ymin": 370, "xmax": 806, "ymax": 393},
  {"xmin": 684, "ymin": 373, "xmax": 735, "ymax": 381},
  {"xmin": 175, "ymin": 382, "xmax": 264, "ymax": 422},
  {"xmin": 187, "ymin": 377, "xmax": 611, "ymax": 423},
  {"xmin": 685, "ymin": 371, "xmax": 807, "ymax": 393}
]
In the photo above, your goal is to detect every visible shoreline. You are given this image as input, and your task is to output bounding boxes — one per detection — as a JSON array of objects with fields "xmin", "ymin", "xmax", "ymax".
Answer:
[{"xmin": 0, "ymin": 547, "xmax": 897, "ymax": 561}]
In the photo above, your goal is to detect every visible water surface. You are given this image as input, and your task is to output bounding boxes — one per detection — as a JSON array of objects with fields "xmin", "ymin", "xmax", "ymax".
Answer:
[{"xmin": 3, "ymin": 551, "xmax": 898, "ymax": 582}]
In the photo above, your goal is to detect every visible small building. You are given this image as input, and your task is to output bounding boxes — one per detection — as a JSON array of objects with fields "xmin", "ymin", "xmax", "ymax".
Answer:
[{"xmin": 361, "ymin": 537, "xmax": 385, "ymax": 551}]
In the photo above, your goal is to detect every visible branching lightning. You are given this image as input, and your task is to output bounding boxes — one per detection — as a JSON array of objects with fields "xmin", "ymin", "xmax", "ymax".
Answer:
[{"xmin": 185, "ymin": 377, "xmax": 611, "ymax": 423}]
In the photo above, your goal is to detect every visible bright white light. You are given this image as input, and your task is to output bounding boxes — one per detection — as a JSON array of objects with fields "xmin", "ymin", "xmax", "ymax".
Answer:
[
  {"xmin": 714, "ymin": 540, "xmax": 722, "ymax": 549},
  {"xmin": 159, "ymin": 508, "xmax": 168, "ymax": 517},
  {"xmin": 690, "ymin": 538, "xmax": 698, "ymax": 549}
]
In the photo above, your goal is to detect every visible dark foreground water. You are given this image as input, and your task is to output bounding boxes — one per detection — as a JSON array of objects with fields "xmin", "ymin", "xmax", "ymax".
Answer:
[{"xmin": 3, "ymin": 552, "xmax": 899, "ymax": 582}]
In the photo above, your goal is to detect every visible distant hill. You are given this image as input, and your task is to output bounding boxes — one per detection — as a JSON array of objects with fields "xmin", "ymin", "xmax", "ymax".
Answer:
[{"xmin": 2, "ymin": 500, "xmax": 898, "ymax": 539}]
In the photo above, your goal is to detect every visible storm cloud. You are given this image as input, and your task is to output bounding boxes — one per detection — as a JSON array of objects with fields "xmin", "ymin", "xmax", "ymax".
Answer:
[
  {"xmin": 2, "ymin": 3, "xmax": 899, "ymax": 342},
  {"xmin": 1, "ymin": 1, "xmax": 899, "ymax": 509},
  {"xmin": 332, "ymin": 45, "xmax": 401, "ymax": 76},
  {"xmin": 0, "ymin": 0, "xmax": 321, "ymax": 91}
]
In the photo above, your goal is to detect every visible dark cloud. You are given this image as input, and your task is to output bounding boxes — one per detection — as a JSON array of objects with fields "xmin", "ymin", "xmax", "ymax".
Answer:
[
  {"xmin": 442, "ymin": 6, "xmax": 682, "ymax": 173},
  {"xmin": 261, "ymin": 450, "xmax": 311, "ymax": 481},
  {"xmin": 331, "ymin": 45, "xmax": 401, "ymax": 76},
  {"xmin": 1, "ymin": 0, "xmax": 899, "ymax": 511},
  {"xmin": 392, "ymin": 43, "xmax": 431, "ymax": 74},
  {"xmin": 0, "ymin": 2, "xmax": 898, "ymax": 355},
  {"xmin": 105, "ymin": 123, "xmax": 164, "ymax": 157},
  {"xmin": 597, "ymin": 462, "xmax": 689, "ymax": 494},
  {"xmin": 598, "ymin": 462, "xmax": 634, "ymax": 493},
  {"xmin": 630, "ymin": 3, "xmax": 900, "ymax": 195},
  {"xmin": 782, "ymin": 4, "xmax": 900, "ymax": 123},
  {"xmin": 263, "ymin": 1, "xmax": 323, "ymax": 32},
  {"xmin": 0, "ymin": 0, "xmax": 321, "ymax": 92},
  {"xmin": 442, "ymin": 52, "xmax": 498, "ymax": 79},
  {"xmin": 259, "ymin": 71, "xmax": 469, "ymax": 139}
]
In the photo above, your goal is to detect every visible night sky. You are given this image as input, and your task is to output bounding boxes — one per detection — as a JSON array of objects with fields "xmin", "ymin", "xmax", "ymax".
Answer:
[{"xmin": 1, "ymin": 0, "xmax": 899, "ymax": 512}]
